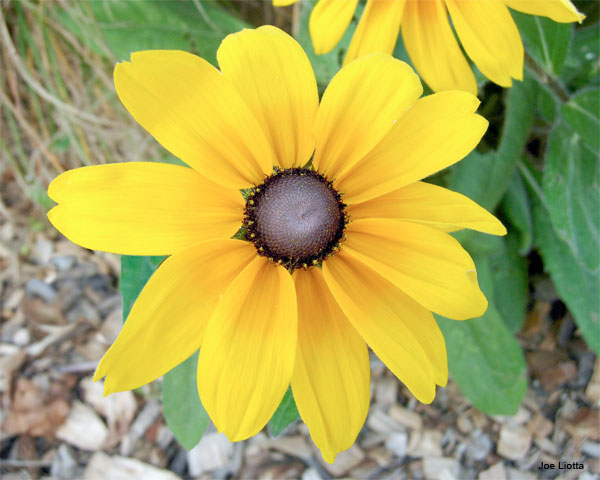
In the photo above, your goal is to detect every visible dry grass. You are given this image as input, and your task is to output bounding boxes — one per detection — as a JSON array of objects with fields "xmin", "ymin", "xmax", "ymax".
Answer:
[{"xmin": 0, "ymin": 0, "xmax": 293, "ymax": 210}]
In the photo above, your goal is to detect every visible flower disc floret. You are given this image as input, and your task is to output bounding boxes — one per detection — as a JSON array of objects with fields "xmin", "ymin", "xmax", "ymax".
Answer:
[{"xmin": 244, "ymin": 168, "xmax": 347, "ymax": 271}]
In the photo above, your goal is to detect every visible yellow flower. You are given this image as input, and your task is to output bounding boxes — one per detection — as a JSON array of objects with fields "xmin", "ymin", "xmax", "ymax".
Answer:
[
  {"xmin": 275, "ymin": 0, "xmax": 584, "ymax": 94},
  {"xmin": 47, "ymin": 26, "xmax": 506, "ymax": 462}
]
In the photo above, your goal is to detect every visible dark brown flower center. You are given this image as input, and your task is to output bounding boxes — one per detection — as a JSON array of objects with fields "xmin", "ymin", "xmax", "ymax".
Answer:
[{"xmin": 244, "ymin": 168, "xmax": 346, "ymax": 271}]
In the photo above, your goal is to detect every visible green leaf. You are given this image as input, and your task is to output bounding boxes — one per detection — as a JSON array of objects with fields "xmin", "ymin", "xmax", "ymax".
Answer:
[
  {"xmin": 520, "ymin": 160, "xmax": 600, "ymax": 354},
  {"xmin": 513, "ymin": 11, "xmax": 572, "ymax": 76},
  {"xmin": 542, "ymin": 122, "xmax": 599, "ymax": 273},
  {"xmin": 488, "ymin": 235, "xmax": 528, "ymax": 334},
  {"xmin": 296, "ymin": 0, "xmax": 363, "ymax": 94},
  {"xmin": 120, "ymin": 255, "xmax": 165, "ymax": 321},
  {"xmin": 296, "ymin": 0, "xmax": 355, "ymax": 90},
  {"xmin": 392, "ymin": 22, "xmax": 412, "ymax": 66},
  {"xmin": 530, "ymin": 190, "xmax": 600, "ymax": 354},
  {"xmin": 162, "ymin": 352, "xmax": 209, "ymax": 450},
  {"xmin": 63, "ymin": 0, "xmax": 248, "ymax": 65},
  {"xmin": 122, "ymin": 256, "xmax": 209, "ymax": 449},
  {"xmin": 449, "ymin": 78, "xmax": 536, "ymax": 213},
  {"xmin": 561, "ymin": 87, "xmax": 600, "ymax": 152},
  {"xmin": 448, "ymin": 151, "xmax": 496, "ymax": 206},
  {"xmin": 500, "ymin": 171, "xmax": 533, "ymax": 254},
  {"xmin": 438, "ymin": 253, "xmax": 527, "ymax": 414},
  {"xmin": 268, "ymin": 387, "xmax": 299, "ymax": 437},
  {"xmin": 535, "ymin": 79, "xmax": 559, "ymax": 124},
  {"xmin": 561, "ymin": 22, "xmax": 600, "ymax": 90},
  {"xmin": 487, "ymin": 77, "xmax": 538, "ymax": 208}
]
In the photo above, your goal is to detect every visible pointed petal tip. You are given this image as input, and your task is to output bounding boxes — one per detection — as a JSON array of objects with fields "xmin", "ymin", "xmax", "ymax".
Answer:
[
  {"xmin": 46, "ymin": 206, "xmax": 58, "ymax": 225},
  {"xmin": 46, "ymin": 178, "xmax": 59, "ymax": 203},
  {"xmin": 92, "ymin": 369, "xmax": 103, "ymax": 383},
  {"xmin": 322, "ymin": 451, "xmax": 337, "ymax": 464},
  {"xmin": 225, "ymin": 429, "xmax": 252, "ymax": 443},
  {"xmin": 460, "ymin": 285, "xmax": 488, "ymax": 320},
  {"xmin": 211, "ymin": 413, "xmax": 265, "ymax": 442},
  {"xmin": 478, "ymin": 114, "xmax": 490, "ymax": 133},
  {"xmin": 495, "ymin": 221, "xmax": 508, "ymax": 236},
  {"xmin": 513, "ymin": 69, "xmax": 524, "ymax": 82},
  {"xmin": 113, "ymin": 60, "xmax": 129, "ymax": 78},
  {"xmin": 93, "ymin": 357, "xmax": 107, "ymax": 383},
  {"xmin": 468, "ymin": 94, "xmax": 482, "ymax": 110},
  {"xmin": 47, "ymin": 168, "xmax": 75, "ymax": 203},
  {"xmin": 101, "ymin": 378, "xmax": 119, "ymax": 397},
  {"xmin": 412, "ymin": 384, "xmax": 436, "ymax": 405}
]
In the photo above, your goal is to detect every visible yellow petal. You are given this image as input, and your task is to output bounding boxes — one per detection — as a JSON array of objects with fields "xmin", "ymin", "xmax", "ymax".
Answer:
[
  {"xmin": 217, "ymin": 26, "xmax": 318, "ymax": 169},
  {"xmin": 47, "ymin": 163, "xmax": 244, "ymax": 256},
  {"xmin": 343, "ymin": 219, "xmax": 488, "ymax": 320},
  {"xmin": 401, "ymin": 0, "xmax": 477, "ymax": 94},
  {"xmin": 310, "ymin": 0, "xmax": 359, "ymax": 54},
  {"xmin": 336, "ymin": 91, "xmax": 487, "ymax": 204},
  {"xmin": 446, "ymin": 0, "xmax": 523, "ymax": 87},
  {"xmin": 504, "ymin": 0, "xmax": 584, "ymax": 23},
  {"xmin": 347, "ymin": 181, "xmax": 507, "ymax": 236},
  {"xmin": 323, "ymin": 251, "xmax": 446, "ymax": 402},
  {"xmin": 197, "ymin": 257, "xmax": 297, "ymax": 441},
  {"xmin": 273, "ymin": 0, "xmax": 298, "ymax": 6},
  {"xmin": 291, "ymin": 268, "xmax": 369, "ymax": 463},
  {"xmin": 313, "ymin": 54, "xmax": 422, "ymax": 181},
  {"xmin": 343, "ymin": 0, "xmax": 405, "ymax": 65},
  {"xmin": 114, "ymin": 50, "xmax": 274, "ymax": 189},
  {"xmin": 94, "ymin": 239, "xmax": 256, "ymax": 394}
]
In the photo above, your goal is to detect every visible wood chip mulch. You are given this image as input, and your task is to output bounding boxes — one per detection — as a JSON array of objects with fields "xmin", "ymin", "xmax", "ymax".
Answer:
[{"xmin": 1, "ymin": 172, "xmax": 598, "ymax": 480}]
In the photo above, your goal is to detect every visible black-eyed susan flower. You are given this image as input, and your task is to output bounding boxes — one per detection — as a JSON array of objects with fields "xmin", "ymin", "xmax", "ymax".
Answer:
[
  {"xmin": 47, "ymin": 26, "xmax": 506, "ymax": 462},
  {"xmin": 275, "ymin": 0, "xmax": 584, "ymax": 94}
]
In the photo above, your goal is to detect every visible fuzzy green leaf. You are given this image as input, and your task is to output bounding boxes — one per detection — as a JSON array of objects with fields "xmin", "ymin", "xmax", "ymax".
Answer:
[
  {"xmin": 561, "ymin": 23, "xmax": 600, "ymax": 90},
  {"xmin": 438, "ymin": 252, "xmax": 527, "ymax": 414},
  {"xmin": 488, "ymin": 235, "xmax": 528, "ymax": 333},
  {"xmin": 61, "ymin": 0, "xmax": 248, "ymax": 65},
  {"xmin": 535, "ymin": 80, "xmax": 559, "ymax": 124},
  {"xmin": 449, "ymin": 78, "xmax": 536, "ymax": 213},
  {"xmin": 513, "ymin": 11, "xmax": 572, "ymax": 76},
  {"xmin": 295, "ymin": 0, "xmax": 355, "ymax": 90},
  {"xmin": 561, "ymin": 87, "xmax": 600, "ymax": 153},
  {"xmin": 163, "ymin": 352, "xmax": 209, "ymax": 450},
  {"xmin": 120, "ymin": 255, "xmax": 165, "ymax": 321},
  {"xmin": 500, "ymin": 171, "xmax": 533, "ymax": 255},
  {"xmin": 268, "ymin": 387, "xmax": 299, "ymax": 437},
  {"xmin": 531, "ymin": 193, "xmax": 600, "ymax": 354},
  {"xmin": 542, "ymin": 122, "xmax": 599, "ymax": 273}
]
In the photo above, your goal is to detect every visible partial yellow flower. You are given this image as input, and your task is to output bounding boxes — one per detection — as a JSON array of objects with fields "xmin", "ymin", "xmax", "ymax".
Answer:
[
  {"xmin": 278, "ymin": 0, "xmax": 584, "ymax": 94},
  {"xmin": 47, "ymin": 26, "xmax": 506, "ymax": 462}
]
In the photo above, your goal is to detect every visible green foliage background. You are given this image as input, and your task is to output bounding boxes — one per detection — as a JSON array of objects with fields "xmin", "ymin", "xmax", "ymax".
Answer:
[
  {"xmin": 8, "ymin": 0, "xmax": 597, "ymax": 449},
  {"xmin": 100, "ymin": 0, "xmax": 600, "ymax": 445}
]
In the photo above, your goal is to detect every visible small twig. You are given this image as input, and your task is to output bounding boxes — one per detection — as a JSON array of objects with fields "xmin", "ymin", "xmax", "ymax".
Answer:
[
  {"xmin": 1, "ymin": 459, "xmax": 53, "ymax": 467},
  {"xmin": 291, "ymin": 1, "xmax": 301, "ymax": 38},
  {"xmin": 25, "ymin": 320, "xmax": 95, "ymax": 358},
  {"xmin": 56, "ymin": 361, "xmax": 99, "ymax": 374},
  {"xmin": 0, "ymin": 87, "xmax": 65, "ymax": 174},
  {"xmin": 0, "ymin": 7, "xmax": 114, "ymax": 128},
  {"xmin": 20, "ymin": 0, "xmax": 113, "ymax": 89}
]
